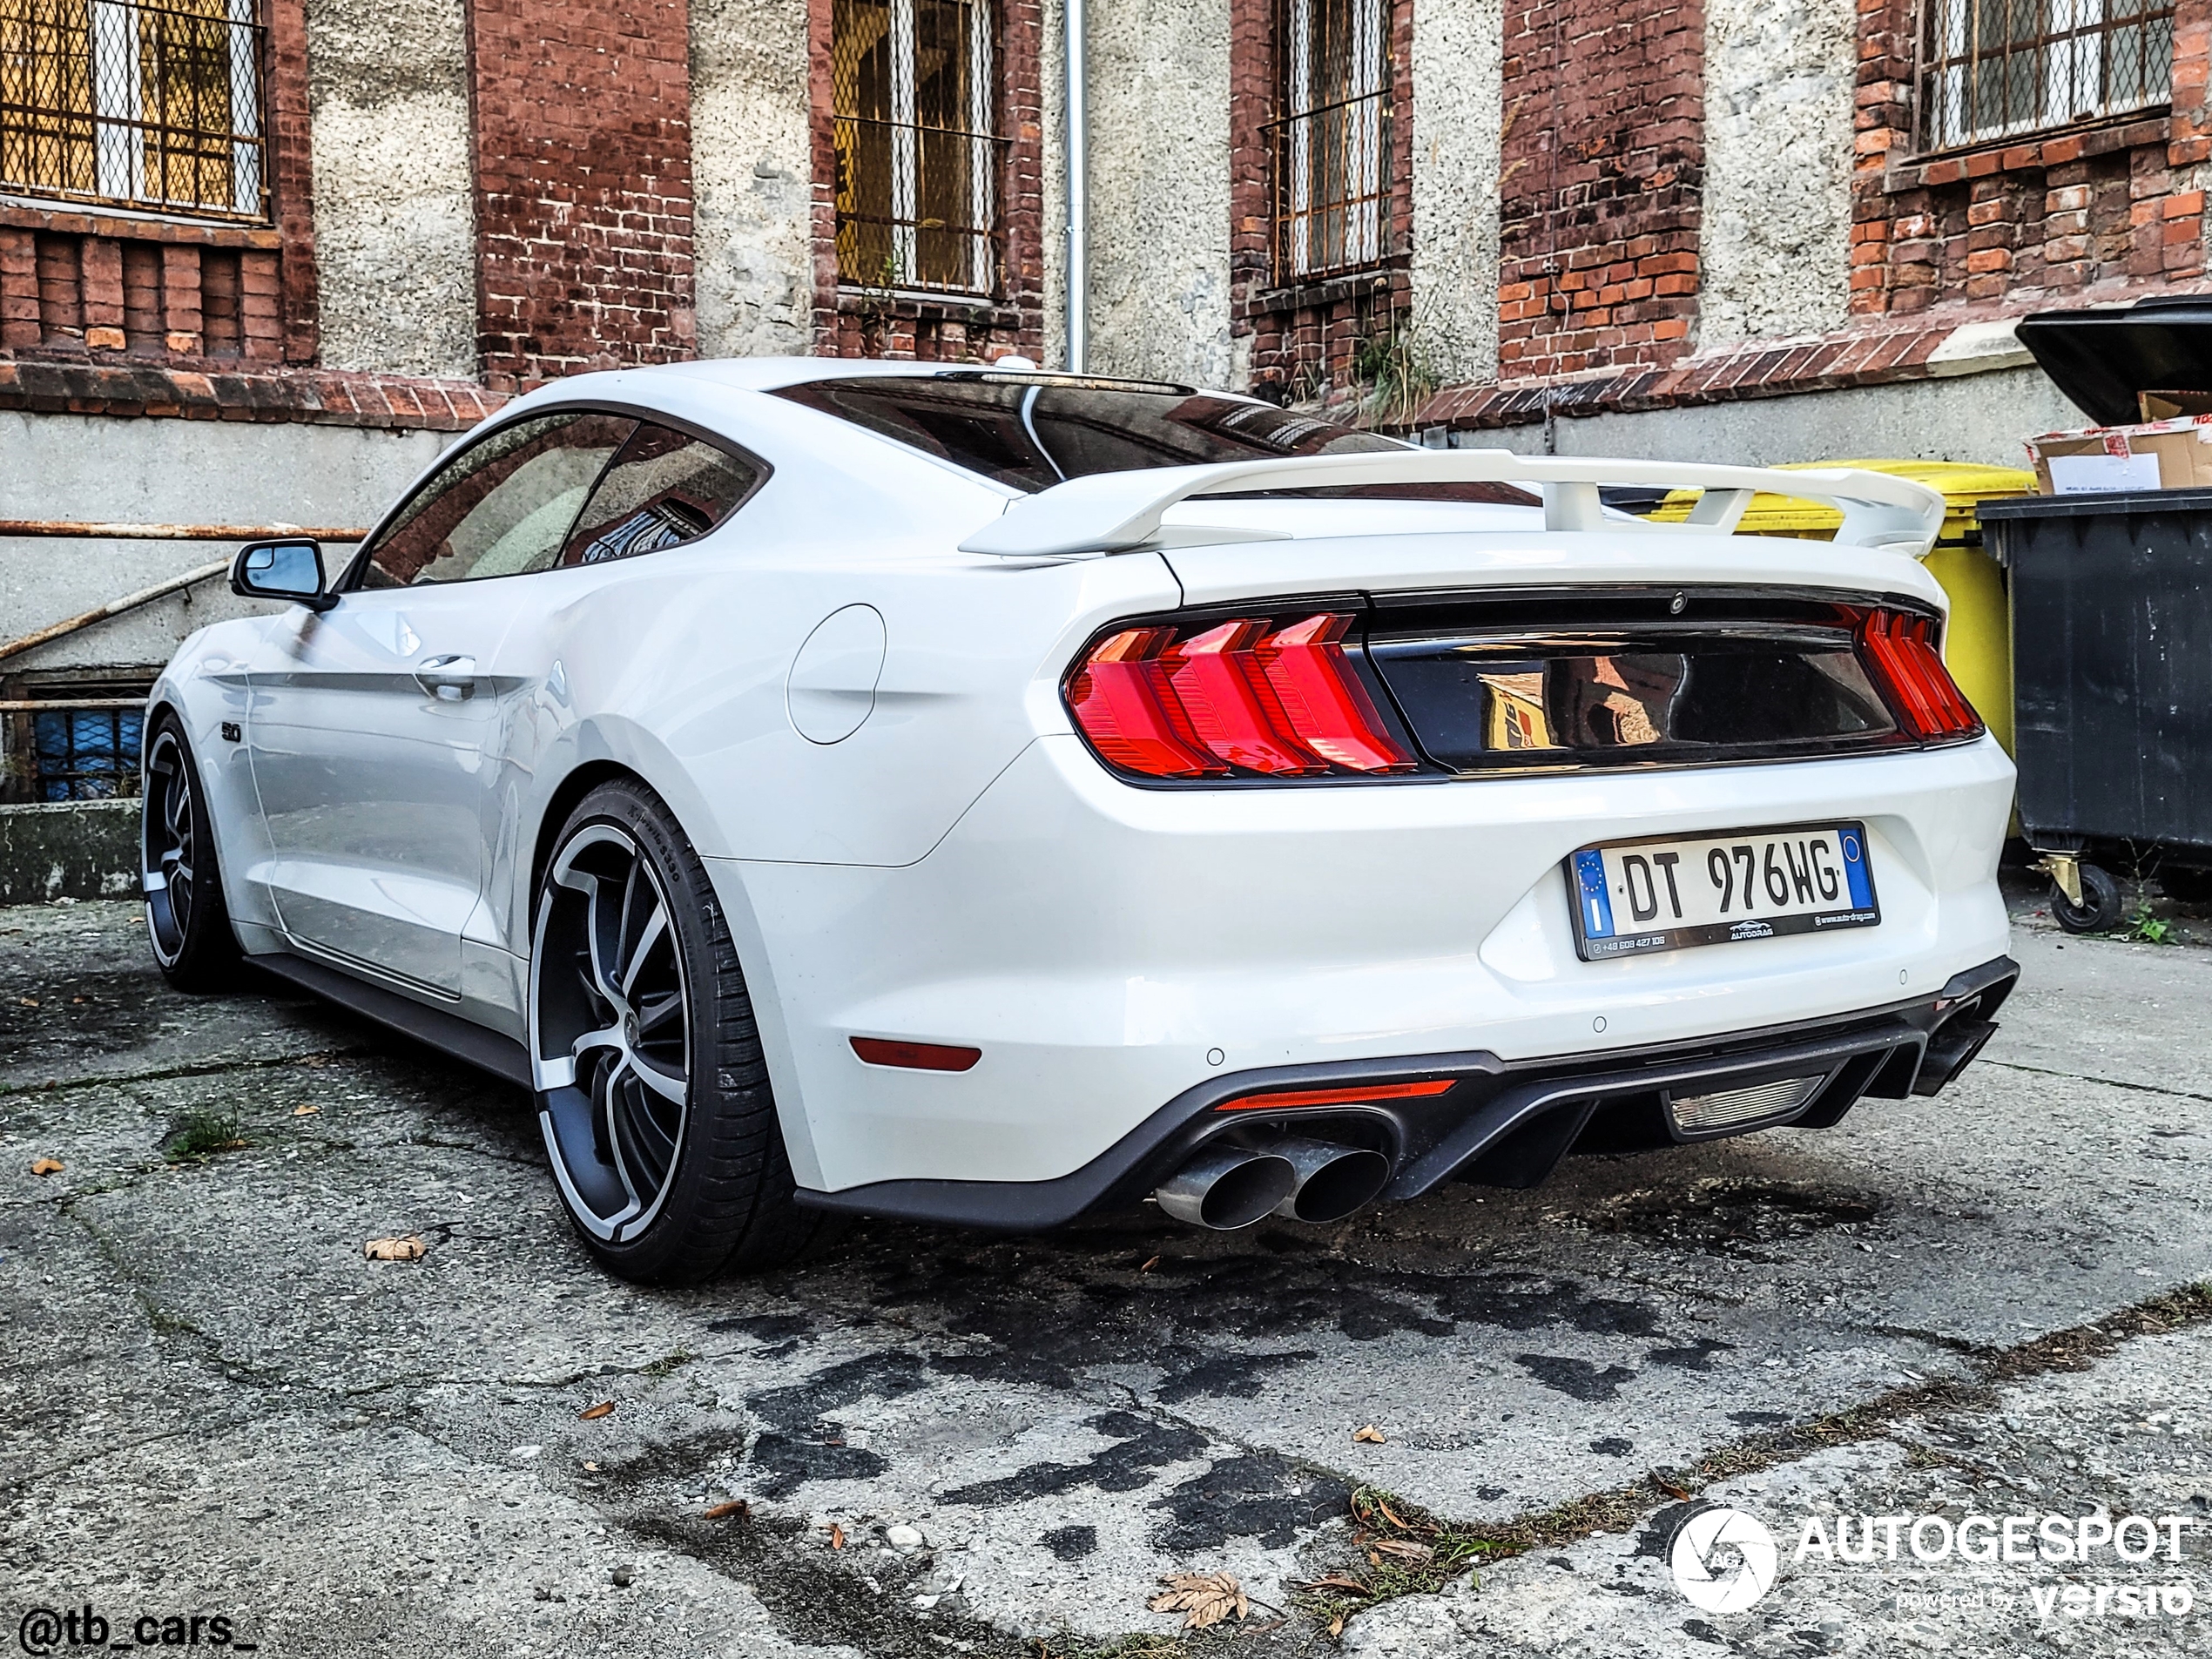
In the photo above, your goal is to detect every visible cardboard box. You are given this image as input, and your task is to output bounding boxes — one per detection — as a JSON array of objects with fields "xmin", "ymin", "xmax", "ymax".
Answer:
[
  {"xmin": 2139, "ymin": 389, "xmax": 2212, "ymax": 421},
  {"xmin": 2026, "ymin": 414, "xmax": 2212, "ymax": 494}
]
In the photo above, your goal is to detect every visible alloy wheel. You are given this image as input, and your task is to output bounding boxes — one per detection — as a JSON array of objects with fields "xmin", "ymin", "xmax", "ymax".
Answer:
[
  {"xmin": 143, "ymin": 729, "xmax": 198, "ymax": 966},
  {"xmin": 529, "ymin": 823, "xmax": 693, "ymax": 1242}
]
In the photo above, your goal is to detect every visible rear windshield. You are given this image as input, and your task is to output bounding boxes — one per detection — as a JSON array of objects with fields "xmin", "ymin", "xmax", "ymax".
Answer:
[{"xmin": 772, "ymin": 374, "xmax": 1539, "ymax": 506}]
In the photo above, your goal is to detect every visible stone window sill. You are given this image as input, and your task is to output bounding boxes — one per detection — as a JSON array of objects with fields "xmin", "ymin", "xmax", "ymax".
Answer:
[
  {"xmin": 1885, "ymin": 112, "xmax": 2174, "ymax": 193},
  {"xmin": 836, "ymin": 287, "xmax": 1021, "ymax": 330},
  {"xmin": 0, "ymin": 198, "xmax": 282, "ymax": 248}
]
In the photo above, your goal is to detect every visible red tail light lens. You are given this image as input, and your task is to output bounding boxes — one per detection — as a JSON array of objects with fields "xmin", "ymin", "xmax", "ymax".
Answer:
[
  {"xmin": 1164, "ymin": 620, "xmax": 1327, "ymax": 774},
  {"xmin": 1066, "ymin": 628, "xmax": 1227, "ymax": 778},
  {"xmin": 1856, "ymin": 609, "xmax": 1983, "ymax": 742},
  {"xmin": 1068, "ymin": 610, "xmax": 1416, "ymax": 780},
  {"xmin": 1255, "ymin": 613, "xmax": 1416, "ymax": 772},
  {"xmin": 1215, "ymin": 1078, "xmax": 1457, "ymax": 1112}
]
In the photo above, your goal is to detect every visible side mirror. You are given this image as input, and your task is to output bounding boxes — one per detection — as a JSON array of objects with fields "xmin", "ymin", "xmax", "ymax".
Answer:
[{"xmin": 231, "ymin": 538, "xmax": 337, "ymax": 612}]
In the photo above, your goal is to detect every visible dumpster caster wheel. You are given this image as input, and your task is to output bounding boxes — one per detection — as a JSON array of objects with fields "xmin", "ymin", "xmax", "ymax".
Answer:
[{"xmin": 2052, "ymin": 863, "xmax": 2123, "ymax": 934}]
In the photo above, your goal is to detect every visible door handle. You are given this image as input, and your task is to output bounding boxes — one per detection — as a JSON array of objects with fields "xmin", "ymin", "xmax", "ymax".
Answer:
[{"xmin": 413, "ymin": 654, "xmax": 478, "ymax": 700}]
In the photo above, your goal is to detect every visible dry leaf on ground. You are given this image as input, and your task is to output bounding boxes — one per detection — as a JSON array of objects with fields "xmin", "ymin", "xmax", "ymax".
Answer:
[
  {"xmin": 1148, "ymin": 1571, "xmax": 1249, "ymax": 1629},
  {"xmin": 293, "ymin": 1103, "xmax": 320, "ymax": 1116},
  {"xmin": 578, "ymin": 1401, "xmax": 615, "ymax": 1420},
  {"xmin": 364, "ymin": 1235, "xmax": 425, "ymax": 1262},
  {"xmin": 704, "ymin": 1500, "xmax": 750, "ymax": 1521},
  {"xmin": 29, "ymin": 1157, "xmax": 64, "ymax": 1177},
  {"xmin": 1369, "ymin": 1538, "xmax": 1434, "ymax": 1563},
  {"xmin": 829, "ymin": 1522, "xmax": 846, "ymax": 1549},
  {"xmin": 1352, "ymin": 1424, "xmax": 1386, "ymax": 1443},
  {"xmin": 1298, "ymin": 1575, "xmax": 1373, "ymax": 1595}
]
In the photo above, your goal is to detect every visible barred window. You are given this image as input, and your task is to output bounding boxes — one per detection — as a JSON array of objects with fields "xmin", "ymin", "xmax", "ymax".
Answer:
[
  {"xmin": 1917, "ymin": 0, "xmax": 2173, "ymax": 151},
  {"xmin": 1270, "ymin": 0, "xmax": 1391, "ymax": 283},
  {"xmin": 0, "ymin": 0, "xmax": 266, "ymax": 219},
  {"xmin": 833, "ymin": 0, "xmax": 1002, "ymax": 296}
]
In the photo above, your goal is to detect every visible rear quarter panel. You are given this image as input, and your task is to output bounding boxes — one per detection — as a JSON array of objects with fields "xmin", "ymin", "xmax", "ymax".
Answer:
[{"xmin": 481, "ymin": 532, "xmax": 1184, "ymax": 952}]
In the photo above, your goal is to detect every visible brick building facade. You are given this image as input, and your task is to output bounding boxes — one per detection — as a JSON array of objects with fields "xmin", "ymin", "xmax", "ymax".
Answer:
[{"xmin": 2, "ymin": 0, "xmax": 2201, "ymax": 797}]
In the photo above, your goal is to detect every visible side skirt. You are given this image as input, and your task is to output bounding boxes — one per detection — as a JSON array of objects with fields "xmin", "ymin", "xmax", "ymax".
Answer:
[{"xmin": 251, "ymin": 951, "xmax": 534, "ymax": 1090}]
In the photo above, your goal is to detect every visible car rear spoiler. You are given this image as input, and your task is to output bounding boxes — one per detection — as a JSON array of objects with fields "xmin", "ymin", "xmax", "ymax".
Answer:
[{"xmin": 954, "ymin": 449, "xmax": 1946, "ymax": 561}]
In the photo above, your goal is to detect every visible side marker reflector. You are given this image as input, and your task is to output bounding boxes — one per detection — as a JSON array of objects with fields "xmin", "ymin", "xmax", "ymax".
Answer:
[
  {"xmin": 1215, "ymin": 1078, "xmax": 1457, "ymax": 1113},
  {"xmin": 850, "ymin": 1037, "xmax": 982, "ymax": 1072}
]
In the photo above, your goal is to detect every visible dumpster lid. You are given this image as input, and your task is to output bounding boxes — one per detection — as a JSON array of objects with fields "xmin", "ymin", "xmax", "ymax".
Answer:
[
  {"xmin": 1978, "ymin": 483, "xmax": 2212, "ymax": 520},
  {"xmin": 1649, "ymin": 459, "xmax": 2033, "ymax": 543},
  {"xmin": 2016, "ymin": 296, "xmax": 2212, "ymax": 426}
]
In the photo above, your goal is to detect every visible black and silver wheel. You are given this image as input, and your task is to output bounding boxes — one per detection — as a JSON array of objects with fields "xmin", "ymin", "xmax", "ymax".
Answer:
[
  {"xmin": 529, "ymin": 779, "xmax": 842, "ymax": 1282},
  {"xmin": 142, "ymin": 718, "xmax": 242, "ymax": 990},
  {"xmin": 2051, "ymin": 862, "xmax": 2123, "ymax": 934}
]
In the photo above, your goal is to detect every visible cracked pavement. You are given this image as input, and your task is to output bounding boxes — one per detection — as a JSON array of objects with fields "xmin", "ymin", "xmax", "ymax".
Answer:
[{"xmin": 3, "ymin": 894, "xmax": 2210, "ymax": 1656}]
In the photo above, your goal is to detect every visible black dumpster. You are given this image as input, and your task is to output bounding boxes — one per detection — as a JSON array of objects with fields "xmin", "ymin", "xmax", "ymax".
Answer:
[
  {"xmin": 1979, "ymin": 489, "xmax": 2212, "ymax": 930},
  {"xmin": 2015, "ymin": 293, "xmax": 2212, "ymax": 426}
]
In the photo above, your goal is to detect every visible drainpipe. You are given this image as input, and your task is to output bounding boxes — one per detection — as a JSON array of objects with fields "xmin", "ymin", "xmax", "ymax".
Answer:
[{"xmin": 1064, "ymin": 0, "xmax": 1089, "ymax": 373}]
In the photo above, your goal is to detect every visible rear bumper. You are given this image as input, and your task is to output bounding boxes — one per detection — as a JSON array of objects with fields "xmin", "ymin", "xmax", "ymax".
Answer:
[
  {"xmin": 716, "ymin": 729, "xmax": 2015, "ymax": 1197},
  {"xmin": 795, "ymin": 954, "xmax": 2019, "ymax": 1228}
]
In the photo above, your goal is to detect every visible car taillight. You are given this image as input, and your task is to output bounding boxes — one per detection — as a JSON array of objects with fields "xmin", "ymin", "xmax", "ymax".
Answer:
[
  {"xmin": 1068, "ymin": 610, "xmax": 1415, "ymax": 779},
  {"xmin": 1856, "ymin": 608, "xmax": 1983, "ymax": 742},
  {"xmin": 1065, "ymin": 627, "xmax": 1227, "ymax": 779},
  {"xmin": 1215, "ymin": 1078, "xmax": 1457, "ymax": 1112}
]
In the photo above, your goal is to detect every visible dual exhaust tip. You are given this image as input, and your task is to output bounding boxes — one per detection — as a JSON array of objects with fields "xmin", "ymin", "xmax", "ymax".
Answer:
[{"xmin": 1154, "ymin": 1137, "xmax": 1392, "ymax": 1231}]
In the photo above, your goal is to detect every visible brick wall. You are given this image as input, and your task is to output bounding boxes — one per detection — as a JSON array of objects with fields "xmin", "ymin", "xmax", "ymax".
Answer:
[
  {"xmin": 467, "ymin": 0, "xmax": 700, "ymax": 391},
  {"xmin": 1850, "ymin": 0, "xmax": 2212, "ymax": 320},
  {"xmin": 1494, "ymin": 0, "xmax": 1706, "ymax": 384},
  {"xmin": 1228, "ymin": 0, "xmax": 1416, "ymax": 403}
]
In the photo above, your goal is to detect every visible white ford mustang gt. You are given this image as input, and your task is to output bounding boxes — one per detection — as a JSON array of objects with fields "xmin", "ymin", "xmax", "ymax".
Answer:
[{"xmin": 142, "ymin": 359, "xmax": 2018, "ymax": 1281}]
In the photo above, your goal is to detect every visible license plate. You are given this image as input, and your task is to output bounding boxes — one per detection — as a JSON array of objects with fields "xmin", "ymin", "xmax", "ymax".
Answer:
[{"xmin": 1566, "ymin": 821, "xmax": 1880, "ymax": 961}]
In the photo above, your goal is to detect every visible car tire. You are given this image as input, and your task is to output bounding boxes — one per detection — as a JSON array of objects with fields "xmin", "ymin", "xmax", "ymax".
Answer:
[
  {"xmin": 529, "ymin": 779, "xmax": 845, "ymax": 1283},
  {"xmin": 2051, "ymin": 862, "xmax": 2123, "ymax": 934},
  {"xmin": 142, "ymin": 715, "xmax": 245, "ymax": 991}
]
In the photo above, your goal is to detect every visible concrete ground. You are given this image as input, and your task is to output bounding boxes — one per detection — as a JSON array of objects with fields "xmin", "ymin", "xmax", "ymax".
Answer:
[{"xmin": 3, "ymin": 896, "xmax": 2209, "ymax": 1657}]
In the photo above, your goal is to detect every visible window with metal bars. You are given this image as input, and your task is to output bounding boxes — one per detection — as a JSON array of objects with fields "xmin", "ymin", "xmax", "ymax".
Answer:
[
  {"xmin": 832, "ymin": 0, "xmax": 1002, "ymax": 296},
  {"xmin": 0, "ymin": 0, "xmax": 266, "ymax": 220},
  {"xmin": 1915, "ymin": 0, "xmax": 2173, "ymax": 152},
  {"xmin": 30, "ymin": 704, "xmax": 141, "ymax": 799},
  {"xmin": 1269, "ymin": 0, "xmax": 1392, "ymax": 284}
]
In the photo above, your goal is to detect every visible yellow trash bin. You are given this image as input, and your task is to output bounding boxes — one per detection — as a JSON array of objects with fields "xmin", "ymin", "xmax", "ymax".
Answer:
[{"xmin": 1649, "ymin": 459, "xmax": 2033, "ymax": 753}]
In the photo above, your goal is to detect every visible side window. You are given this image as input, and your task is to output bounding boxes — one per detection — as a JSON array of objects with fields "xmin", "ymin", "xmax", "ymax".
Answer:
[
  {"xmin": 557, "ymin": 423, "xmax": 760, "ymax": 567},
  {"xmin": 358, "ymin": 412, "xmax": 636, "ymax": 588}
]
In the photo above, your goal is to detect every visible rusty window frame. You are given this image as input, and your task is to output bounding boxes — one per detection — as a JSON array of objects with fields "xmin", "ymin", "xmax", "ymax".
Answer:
[
  {"xmin": 1267, "ymin": 0, "xmax": 1392, "ymax": 284},
  {"xmin": 0, "ymin": 0, "xmax": 271, "ymax": 222},
  {"xmin": 832, "ymin": 0, "xmax": 1006, "ymax": 297},
  {"xmin": 1912, "ymin": 0, "xmax": 2174, "ymax": 153}
]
